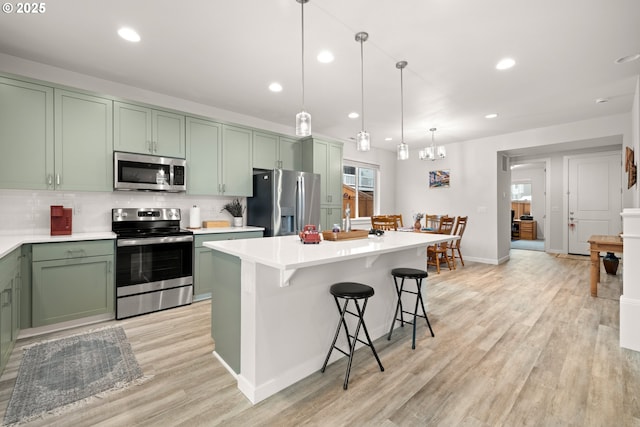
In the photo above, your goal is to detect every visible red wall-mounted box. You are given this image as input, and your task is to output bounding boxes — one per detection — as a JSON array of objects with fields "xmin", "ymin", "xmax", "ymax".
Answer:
[{"xmin": 50, "ymin": 205, "xmax": 72, "ymax": 236}]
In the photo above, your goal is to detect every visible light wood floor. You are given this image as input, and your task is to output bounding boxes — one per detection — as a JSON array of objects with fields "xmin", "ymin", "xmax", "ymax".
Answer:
[{"xmin": 1, "ymin": 249, "xmax": 638, "ymax": 426}]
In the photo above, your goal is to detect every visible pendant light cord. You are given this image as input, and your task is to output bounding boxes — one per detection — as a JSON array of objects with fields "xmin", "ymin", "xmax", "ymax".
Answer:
[
  {"xmin": 360, "ymin": 37, "xmax": 365, "ymax": 131},
  {"xmin": 400, "ymin": 66, "xmax": 404, "ymax": 142},
  {"xmin": 301, "ymin": 1, "xmax": 306, "ymax": 110}
]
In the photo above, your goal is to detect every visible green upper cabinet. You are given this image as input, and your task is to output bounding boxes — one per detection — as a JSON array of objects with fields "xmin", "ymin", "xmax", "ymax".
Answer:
[
  {"xmin": 0, "ymin": 78, "xmax": 112, "ymax": 192},
  {"xmin": 278, "ymin": 136, "xmax": 302, "ymax": 171},
  {"xmin": 253, "ymin": 132, "xmax": 301, "ymax": 171},
  {"xmin": 221, "ymin": 125, "xmax": 253, "ymax": 196},
  {"xmin": 114, "ymin": 101, "xmax": 185, "ymax": 158},
  {"xmin": 186, "ymin": 117, "xmax": 221, "ymax": 195},
  {"xmin": 54, "ymin": 90, "xmax": 113, "ymax": 191},
  {"xmin": 301, "ymin": 137, "xmax": 343, "ymax": 205},
  {"xmin": 187, "ymin": 120, "xmax": 252, "ymax": 196},
  {"xmin": 0, "ymin": 77, "xmax": 54, "ymax": 190},
  {"xmin": 253, "ymin": 131, "xmax": 278, "ymax": 170}
]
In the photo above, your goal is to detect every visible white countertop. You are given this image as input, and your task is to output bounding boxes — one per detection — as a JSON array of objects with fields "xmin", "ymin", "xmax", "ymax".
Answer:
[
  {"xmin": 0, "ymin": 232, "xmax": 117, "ymax": 258},
  {"xmin": 204, "ymin": 230, "xmax": 457, "ymax": 270},
  {"xmin": 190, "ymin": 226, "xmax": 264, "ymax": 235}
]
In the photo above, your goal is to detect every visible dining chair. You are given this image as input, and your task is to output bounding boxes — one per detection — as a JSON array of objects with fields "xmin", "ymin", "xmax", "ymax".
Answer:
[
  {"xmin": 389, "ymin": 214, "xmax": 403, "ymax": 228},
  {"xmin": 450, "ymin": 216, "xmax": 468, "ymax": 267},
  {"xmin": 371, "ymin": 215, "xmax": 398, "ymax": 231},
  {"xmin": 426, "ymin": 216, "xmax": 455, "ymax": 273},
  {"xmin": 424, "ymin": 214, "xmax": 442, "ymax": 231}
]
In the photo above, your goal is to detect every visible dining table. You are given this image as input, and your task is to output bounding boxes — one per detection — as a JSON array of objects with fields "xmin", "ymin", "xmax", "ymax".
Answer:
[{"xmin": 587, "ymin": 234, "xmax": 623, "ymax": 297}]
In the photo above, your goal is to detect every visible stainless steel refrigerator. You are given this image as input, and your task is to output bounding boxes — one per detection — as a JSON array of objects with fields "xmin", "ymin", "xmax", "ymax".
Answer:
[{"xmin": 247, "ymin": 170, "xmax": 321, "ymax": 237}]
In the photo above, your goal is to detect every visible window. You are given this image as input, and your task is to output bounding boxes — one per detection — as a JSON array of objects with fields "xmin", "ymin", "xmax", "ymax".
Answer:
[{"xmin": 343, "ymin": 162, "xmax": 377, "ymax": 218}]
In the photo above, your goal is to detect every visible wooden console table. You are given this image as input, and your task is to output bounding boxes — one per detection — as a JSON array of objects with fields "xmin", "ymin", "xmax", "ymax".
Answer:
[{"xmin": 587, "ymin": 235, "xmax": 623, "ymax": 297}]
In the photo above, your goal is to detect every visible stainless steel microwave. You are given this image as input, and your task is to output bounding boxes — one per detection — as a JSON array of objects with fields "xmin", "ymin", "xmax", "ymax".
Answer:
[{"xmin": 114, "ymin": 152, "xmax": 187, "ymax": 192}]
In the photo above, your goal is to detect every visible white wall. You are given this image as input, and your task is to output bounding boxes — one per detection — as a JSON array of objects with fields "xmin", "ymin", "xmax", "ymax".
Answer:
[
  {"xmin": 397, "ymin": 113, "xmax": 633, "ymax": 264},
  {"xmin": 633, "ymin": 76, "xmax": 640, "ymax": 208}
]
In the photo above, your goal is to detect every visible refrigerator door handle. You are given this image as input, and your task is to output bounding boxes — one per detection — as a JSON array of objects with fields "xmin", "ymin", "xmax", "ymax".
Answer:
[{"xmin": 297, "ymin": 175, "xmax": 305, "ymax": 233}]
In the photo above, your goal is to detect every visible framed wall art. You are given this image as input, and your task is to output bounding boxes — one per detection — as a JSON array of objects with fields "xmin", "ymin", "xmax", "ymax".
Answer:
[
  {"xmin": 429, "ymin": 170, "xmax": 450, "ymax": 188},
  {"xmin": 626, "ymin": 147, "xmax": 637, "ymax": 189}
]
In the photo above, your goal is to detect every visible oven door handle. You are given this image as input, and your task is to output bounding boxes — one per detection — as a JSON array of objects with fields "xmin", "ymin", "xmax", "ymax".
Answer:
[{"xmin": 117, "ymin": 235, "xmax": 194, "ymax": 246}]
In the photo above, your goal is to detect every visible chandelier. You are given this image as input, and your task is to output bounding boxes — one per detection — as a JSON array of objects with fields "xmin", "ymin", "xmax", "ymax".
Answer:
[{"xmin": 419, "ymin": 128, "xmax": 446, "ymax": 161}]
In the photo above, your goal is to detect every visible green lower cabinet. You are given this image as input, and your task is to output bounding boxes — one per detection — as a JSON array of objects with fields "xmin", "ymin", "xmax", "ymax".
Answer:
[
  {"xmin": 0, "ymin": 247, "xmax": 21, "ymax": 374},
  {"xmin": 194, "ymin": 246, "xmax": 215, "ymax": 300},
  {"xmin": 31, "ymin": 240, "xmax": 114, "ymax": 327},
  {"xmin": 210, "ymin": 251, "xmax": 241, "ymax": 374},
  {"xmin": 194, "ymin": 231, "xmax": 263, "ymax": 301}
]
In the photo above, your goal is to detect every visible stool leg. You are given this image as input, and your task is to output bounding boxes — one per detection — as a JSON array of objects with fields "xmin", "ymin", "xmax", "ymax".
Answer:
[
  {"xmin": 343, "ymin": 298, "xmax": 384, "ymax": 390},
  {"xmin": 321, "ymin": 297, "xmax": 350, "ymax": 373},
  {"xmin": 356, "ymin": 298, "xmax": 384, "ymax": 373},
  {"xmin": 387, "ymin": 276, "xmax": 403, "ymax": 340},
  {"xmin": 398, "ymin": 277, "xmax": 406, "ymax": 326},
  {"xmin": 416, "ymin": 278, "xmax": 434, "ymax": 338}
]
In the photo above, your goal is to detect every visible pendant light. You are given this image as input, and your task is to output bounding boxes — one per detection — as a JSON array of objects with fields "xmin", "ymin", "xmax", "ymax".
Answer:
[
  {"xmin": 295, "ymin": 0, "xmax": 311, "ymax": 137},
  {"xmin": 355, "ymin": 32, "xmax": 370, "ymax": 151},
  {"xmin": 419, "ymin": 128, "xmax": 446, "ymax": 160},
  {"xmin": 396, "ymin": 61, "xmax": 409, "ymax": 160}
]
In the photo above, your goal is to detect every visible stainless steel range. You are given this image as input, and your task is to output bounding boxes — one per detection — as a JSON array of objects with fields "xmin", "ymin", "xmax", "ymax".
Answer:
[{"xmin": 112, "ymin": 207, "xmax": 193, "ymax": 319}]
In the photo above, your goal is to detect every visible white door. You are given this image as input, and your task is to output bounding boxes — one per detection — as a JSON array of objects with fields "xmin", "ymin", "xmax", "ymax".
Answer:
[{"xmin": 567, "ymin": 153, "xmax": 622, "ymax": 254}]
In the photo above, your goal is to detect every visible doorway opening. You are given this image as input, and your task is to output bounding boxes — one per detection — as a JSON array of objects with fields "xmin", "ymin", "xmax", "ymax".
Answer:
[{"xmin": 510, "ymin": 163, "xmax": 546, "ymax": 252}]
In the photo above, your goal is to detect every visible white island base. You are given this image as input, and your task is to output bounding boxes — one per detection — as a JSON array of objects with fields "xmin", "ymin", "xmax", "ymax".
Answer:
[{"xmin": 205, "ymin": 232, "xmax": 456, "ymax": 404}]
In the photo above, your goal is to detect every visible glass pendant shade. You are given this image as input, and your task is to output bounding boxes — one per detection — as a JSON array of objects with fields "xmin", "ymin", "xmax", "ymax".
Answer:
[
  {"xmin": 437, "ymin": 146, "xmax": 446, "ymax": 159},
  {"xmin": 296, "ymin": 110, "xmax": 311, "ymax": 136},
  {"xmin": 356, "ymin": 130, "xmax": 370, "ymax": 151},
  {"xmin": 397, "ymin": 142, "xmax": 409, "ymax": 160}
]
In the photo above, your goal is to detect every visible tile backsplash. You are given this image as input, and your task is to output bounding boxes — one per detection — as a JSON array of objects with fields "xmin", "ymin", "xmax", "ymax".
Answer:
[{"xmin": 0, "ymin": 189, "xmax": 242, "ymax": 235}]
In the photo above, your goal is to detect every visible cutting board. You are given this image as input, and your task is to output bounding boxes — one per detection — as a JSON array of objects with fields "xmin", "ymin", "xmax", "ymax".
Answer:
[
  {"xmin": 202, "ymin": 220, "xmax": 231, "ymax": 228},
  {"xmin": 322, "ymin": 229, "xmax": 369, "ymax": 241}
]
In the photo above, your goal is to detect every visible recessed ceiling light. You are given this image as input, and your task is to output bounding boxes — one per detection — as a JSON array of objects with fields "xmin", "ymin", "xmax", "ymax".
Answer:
[
  {"xmin": 348, "ymin": 112, "xmax": 359, "ymax": 119},
  {"xmin": 485, "ymin": 113, "xmax": 499, "ymax": 119},
  {"xmin": 268, "ymin": 82, "xmax": 283, "ymax": 92},
  {"xmin": 595, "ymin": 97, "xmax": 609, "ymax": 104},
  {"xmin": 118, "ymin": 27, "xmax": 140, "ymax": 42},
  {"xmin": 615, "ymin": 53, "xmax": 640, "ymax": 64},
  {"xmin": 496, "ymin": 58, "xmax": 515, "ymax": 70},
  {"xmin": 317, "ymin": 51, "xmax": 334, "ymax": 63},
  {"xmin": 385, "ymin": 137, "xmax": 393, "ymax": 141}
]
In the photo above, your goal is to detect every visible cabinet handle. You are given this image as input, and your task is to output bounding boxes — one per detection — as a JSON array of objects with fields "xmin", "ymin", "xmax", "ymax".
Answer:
[
  {"xmin": 56, "ymin": 174, "xmax": 61, "ymax": 186},
  {"xmin": 146, "ymin": 141, "xmax": 152, "ymax": 153},
  {"xmin": 47, "ymin": 174, "xmax": 53, "ymax": 187},
  {"xmin": 1, "ymin": 289, "xmax": 10, "ymax": 307},
  {"xmin": 65, "ymin": 249, "xmax": 86, "ymax": 257},
  {"xmin": 154, "ymin": 141, "xmax": 158, "ymax": 153}
]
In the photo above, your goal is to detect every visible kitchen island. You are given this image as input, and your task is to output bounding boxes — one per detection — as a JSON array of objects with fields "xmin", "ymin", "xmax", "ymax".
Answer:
[{"xmin": 204, "ymin": 230, "xmax": 458, "ymax": 403}]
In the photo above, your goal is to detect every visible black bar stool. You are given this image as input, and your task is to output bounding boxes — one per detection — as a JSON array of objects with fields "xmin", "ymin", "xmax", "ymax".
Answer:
[
  {"xmin": 387, "ymin": 268, "xmax": 434, "ymax": 349},
  {"xmin": 321, "ymin": 282, "xmax": 384, "ymax": 389}
]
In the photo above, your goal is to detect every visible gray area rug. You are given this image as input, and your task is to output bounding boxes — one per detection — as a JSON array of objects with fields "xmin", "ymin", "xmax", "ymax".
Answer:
[
  {"xmin": 4, "ymin": 326, "xmax": 144, "ymax": 426},
  {"xmin": 510, "ymin": 239, "xmax": 545, "ymax": 251}
]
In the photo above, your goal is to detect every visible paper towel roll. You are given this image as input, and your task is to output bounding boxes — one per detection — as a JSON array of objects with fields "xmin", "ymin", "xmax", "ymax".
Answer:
[{"xmin": 189, "ymin": 205, "xmax": 201, "ymax": 229}]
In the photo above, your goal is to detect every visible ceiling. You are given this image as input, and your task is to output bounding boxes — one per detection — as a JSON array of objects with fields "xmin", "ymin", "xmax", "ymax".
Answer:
[{"xmin": 1, "ymin": 0, "xmax": 639, "ymax": 152}]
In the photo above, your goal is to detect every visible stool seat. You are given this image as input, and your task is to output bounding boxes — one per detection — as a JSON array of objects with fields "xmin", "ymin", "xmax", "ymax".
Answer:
[
  {"xmin": 330, "ymin": 282, "xmax": 374, "ymax": 299},
  {"xmin": 391, "ymin": 268, "xmax": 428, "ymax": 279}
]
